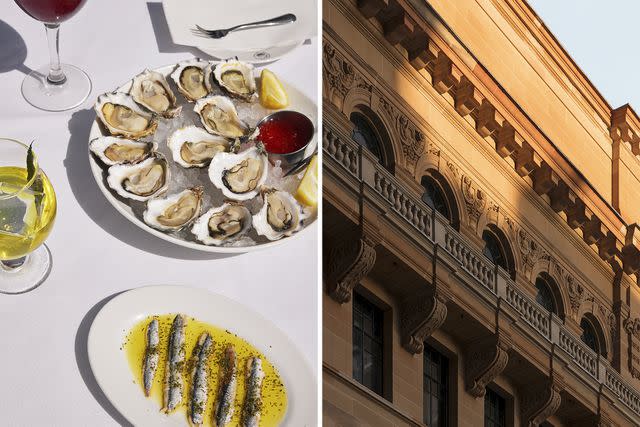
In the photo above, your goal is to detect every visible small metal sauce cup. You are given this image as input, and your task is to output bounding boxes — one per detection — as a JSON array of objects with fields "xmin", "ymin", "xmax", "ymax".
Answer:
[{"xmin": 256, "ymin": 110, "xmax": 315, "ymax": 167}]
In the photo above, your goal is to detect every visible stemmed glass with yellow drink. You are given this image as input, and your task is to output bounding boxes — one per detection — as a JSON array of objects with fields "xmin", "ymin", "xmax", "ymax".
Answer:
[{"xmin": 0, "ymin": 138, "xmax": 56, "ymax": 293}]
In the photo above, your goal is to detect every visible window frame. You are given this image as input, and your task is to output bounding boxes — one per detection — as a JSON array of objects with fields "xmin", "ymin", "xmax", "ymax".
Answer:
[
  {"xmin": 421, "ymin": 175, "xmax": 452, "ymax": 222},
  {"xmin": 484, "ymin": 388, "xmax": 506, "ymax": 427},
  {"xmin": 534, "ymin": 274, "xmax": 558, "ymax": 316},
  {"xmin": 423, "ymin": 343, "xmax": 449, "ymax": 427},
  {"xmin": 352, "ymin": 292, "xmax": 385, "ymax": 396},
  {"xmin": 349, "ymin": 110, "xmax": 394, "ymax": 173}
]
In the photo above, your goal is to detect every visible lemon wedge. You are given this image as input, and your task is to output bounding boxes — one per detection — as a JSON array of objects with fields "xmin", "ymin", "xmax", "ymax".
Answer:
[
  {"xmin": 295, "ymin": 155, "xmax": 318, "ymax": 208},
  {"xmin": 260, "ymin": 69, "xmax": 289, "ymax": 110}
]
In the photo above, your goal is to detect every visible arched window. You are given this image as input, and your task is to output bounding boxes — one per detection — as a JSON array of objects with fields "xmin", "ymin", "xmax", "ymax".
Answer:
[
  {"xmin": 350, "ymin": 110, "xmax": 393, "ymax": 172},
  {"xmin": 351, "ymin": 112, "xmax": 382, "ymax": 159},
  {"xmin": 535, "ymin": 274, "xmax": 557, "ymax": 315},
  {"xmin": 580, "ymin": 316, "xmax": 606, "ymax": 357},
  {"xmin": 421, "ymin": 175, "xmax": 451, "ymax": 220},
  {"xmin": 482, "ymin": 230, "xmax": 507, "ymax": 271}
]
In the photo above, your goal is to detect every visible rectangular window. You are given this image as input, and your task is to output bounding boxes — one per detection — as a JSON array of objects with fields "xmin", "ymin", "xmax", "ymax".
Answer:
[
  {"xmin": 484, "ymin": 388, "xmax": 506, "ymax": 427},
  {"xmin": 423, "ymin": 344, "xmax": 449, "ymax": 426},
  {"xmin": 352, "ymin": 293, "xmax": 383, "ymax": 395}
]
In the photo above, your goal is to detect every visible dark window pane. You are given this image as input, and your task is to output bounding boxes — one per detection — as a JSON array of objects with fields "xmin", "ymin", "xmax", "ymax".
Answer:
[
  {"xmin": 581, "ymin": 318, "xmax": 599, "ymax": 354},
  {"xmin": 421, "ymin": 176, "xmax": 451, "ymax": 221},
  {"xmin": 482, "ymin": 230, "xmax": 507, "ymax": 271},
  {"xmin": 423, "ymin": 344, "xmax": 448, "ymax": 427},
  {"xmin": 352, "ymin": 293, "xmax": 384, "ymax": 396},
  {"xmin": 351, "ymin": 112, "xmax": 383, "ymax": 165},
  {"xmin": 535, "ymin": 277, "xmax": 557, "ymax": 314},
  {"xmin": 484, "ymin": 389, "xmax": 505, "ymax": 427}
]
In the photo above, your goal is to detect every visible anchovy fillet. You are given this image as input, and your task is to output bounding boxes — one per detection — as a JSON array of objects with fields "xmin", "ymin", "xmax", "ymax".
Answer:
[
  {"xmin": 190, "ymin": 333, "xmax": 213, "ymax": 426},
  {"xmin": 142, "ymin": 318, "xmax": 159, "ymax": 396},
  {"xmin": 241, "ymin": 356, "xmax": 264, "ymax": 427},
  {"xmin": 163, "ymin": 314, "xmax": 186, "ymax": 413},
  {"xmin": 213, "ymin": 345, "xmax": 238, "ymax": 426}
]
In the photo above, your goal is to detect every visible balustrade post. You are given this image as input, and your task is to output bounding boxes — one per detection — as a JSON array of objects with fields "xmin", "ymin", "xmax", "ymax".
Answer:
[{"xmin": 496, "ymin": 266, "xmax": 508, "ymax": 299}]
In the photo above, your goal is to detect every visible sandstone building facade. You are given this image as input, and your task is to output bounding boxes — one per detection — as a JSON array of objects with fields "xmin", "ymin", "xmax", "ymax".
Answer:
[{"xmin": 322, "ymin": 0, "xmax": 640, "ymax": 425}]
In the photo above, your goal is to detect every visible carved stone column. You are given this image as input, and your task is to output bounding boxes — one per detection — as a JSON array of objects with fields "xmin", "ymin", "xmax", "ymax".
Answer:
[
  {"xmin": 400, "ymin": 289, "xmax": 448, "ymax": 354},
  {"xmin": 520, "ymin": 375, "xmax": 563, "ymax": 427},
  {"xmin": 326, "ymin": 235, "xmax": 377, "ymax": 304},
  {"xmin": 464, "ymin": 332, "xmax": 512, "ymax": 398}
]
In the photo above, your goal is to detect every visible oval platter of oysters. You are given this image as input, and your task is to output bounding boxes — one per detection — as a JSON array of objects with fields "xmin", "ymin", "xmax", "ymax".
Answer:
[{"xmin": 88, "ymin": 59, "xmax": 317, "ymax": 253}]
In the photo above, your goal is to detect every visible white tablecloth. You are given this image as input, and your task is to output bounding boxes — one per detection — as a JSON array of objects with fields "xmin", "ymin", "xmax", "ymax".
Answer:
[{"xmin": 0, "ymin": 1, "xmax": 317, "ymax": 425}]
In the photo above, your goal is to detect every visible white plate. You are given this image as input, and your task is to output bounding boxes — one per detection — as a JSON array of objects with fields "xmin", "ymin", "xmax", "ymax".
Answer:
[
  {"xmin": 87, "ymin": 285, "xmax": 316, "ymax": 426},
  {"xmin": 88, "ymin": 63, "xmax": 317, "ymax": 254},
  {"xmin": 163, "ymin": 0, "xmax": 317, "ymax": 63}
]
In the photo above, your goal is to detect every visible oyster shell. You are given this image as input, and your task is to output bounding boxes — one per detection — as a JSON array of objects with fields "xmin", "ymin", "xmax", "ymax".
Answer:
[
  {"xmin": 253, "ymin": 188, "xmax": 307, "ymax": 240},
  {"xmin": 194, "ymin": 95, "xmax": 249, "ymax": 138},
  {"xmin": 167, "ymin": 126, "xmax": 230, "ymax": 168},
  {"xmin": 191, "ymin": 202, "xmax": 252, "ymax": 246},
  {"xmin": 95, "ymin": 92, "xmax": 158, "ymax": 140},
  {"xmin": 208, "ymin": 146, "xmax": 268, "ymax": 201},
  {"xmin": 170, "ymin": 59, "xmax": 210, "ymax": 102},
  {"xmin": 130, "ymin": 69, "xmax": 181, "ymax": 117},
  {"xmin": 106, "ymin": 155, "xmax": 169, "ymax": 201},
  {"xmin": 143, "ymin": 187, "xmax": 203, "ymax": 231},
  {"xmin": 89, "ymin": 136, "xmax": 156, "ymax": 166},
  {"xmin": 213, "ymin": 60, "xmax": 256, "ymax": 100}
]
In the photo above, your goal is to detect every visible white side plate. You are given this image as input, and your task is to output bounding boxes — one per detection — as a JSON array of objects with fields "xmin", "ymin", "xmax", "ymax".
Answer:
[
  {"xmin": 87, "ymin": 285, "xmax": 316, "ymax": 426},
  {"xmin": 163, "ymin": 0, "xmax": 317, "ymax": 63}
]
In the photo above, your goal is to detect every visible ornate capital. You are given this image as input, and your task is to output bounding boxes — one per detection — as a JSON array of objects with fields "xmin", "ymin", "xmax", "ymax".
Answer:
[
  {"xmin": 327, "ymin": 235, "xmax": 377, "ymax": 304},
  {"xmin": 520, "ymin": 375, "xmax": 563, "ymax": 427},
  {"xmin": 465, "ymin": 333, "xmax": 512, "ymax": 398},
  {"xmin": 400, "ymin": 290, "xmax": 448, "ymax": 354}
]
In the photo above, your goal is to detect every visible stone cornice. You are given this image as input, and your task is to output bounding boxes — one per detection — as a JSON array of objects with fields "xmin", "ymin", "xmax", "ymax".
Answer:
[{"xmin": 341, "ymin": 0, "xmax": 640, "ymax": 277}]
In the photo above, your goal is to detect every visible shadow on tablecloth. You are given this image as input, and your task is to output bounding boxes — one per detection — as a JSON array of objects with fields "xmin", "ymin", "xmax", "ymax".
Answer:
[
  {"xmin": 64, "ymin": 108, "xmax": 238, "ymax": 260},
  {"xmin": 0, "ymin": 19, "xmax": 31, "ymax": 76},
  {"xmin": 74, "ymin": 291, "xmax": 133, "ymax": 427}
]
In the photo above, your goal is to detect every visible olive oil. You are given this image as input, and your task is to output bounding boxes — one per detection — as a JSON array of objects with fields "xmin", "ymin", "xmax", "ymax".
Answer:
[
  {"xmin": 0, "ymin": 166, "xmax": 56, "ymax": 260},
  {"xmin": 123, "ymin": 314, "xmax": 288, "ymax": 426}
]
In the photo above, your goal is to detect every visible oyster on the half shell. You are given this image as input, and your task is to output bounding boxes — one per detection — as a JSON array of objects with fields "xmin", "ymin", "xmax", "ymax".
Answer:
[
  {"xmin": 194, "ymin": 95, "xmax": 250, "ymax": 138},
  {"xmin": 95, "ymin": 92, "xmax": 158, "ymax": 140},
  {"xmin": 143, "ymin": 187, "xmax": 203, "ymax": 231},
  {"xmin": 208, "ymin": 146, "xmax": 268, "ymax": 201},
  {"xmin": 130, "ymin": 69, "xmax": 181, "ymax": 117},
  {"xmin": 89, "ymin": 136, "xmax": 156, "ymax": 166},
  {"xmin": 106, "ymin": 155, "xmax": 169, "ymax": 201},
  {"xmin": 170, "ymin": 59, "xmax": 210, "ymax": 102},
  {"xmin": 213, "ymin": 60, "xmax": 256, "ymax": 100},
  {"xmin": 253, "ymin": 188, "xmax": 307, "ymax": 240},
  {"xmin": 191, "ymin": 202, "xmax": 252, "ymax": 246},
  {"xmin": 167, "ymin": 126, "xmax": 230, "ymax": 168}
]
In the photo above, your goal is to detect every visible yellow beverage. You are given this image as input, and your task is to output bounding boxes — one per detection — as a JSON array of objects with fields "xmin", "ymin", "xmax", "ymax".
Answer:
[
  {"xmin": 0, "ymin": 166, "xmax": 57, "ymax": 260},
  {"xmin": 124, "ymin": 314, "xmax": 288, "ymax": 426}
]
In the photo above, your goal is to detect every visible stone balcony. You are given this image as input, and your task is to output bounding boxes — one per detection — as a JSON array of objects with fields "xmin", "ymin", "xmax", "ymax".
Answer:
[{"xmin": 323, "ymin": 123, "xmax": 640, "ymax": 421}]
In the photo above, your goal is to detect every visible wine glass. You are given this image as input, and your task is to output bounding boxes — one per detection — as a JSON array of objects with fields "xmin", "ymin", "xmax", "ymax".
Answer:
[
  {"xmin": 0, "ymin": 138, "xmax": 57, "ymax": 294},
  {"xmin": 14, "ymin": 0, "xmax": 91, "ymax": 111}
]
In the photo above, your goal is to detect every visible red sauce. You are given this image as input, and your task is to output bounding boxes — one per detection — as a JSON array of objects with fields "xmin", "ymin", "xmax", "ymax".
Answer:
[{"xmin": 258, "ymin": 111, "xmax": 314, "ymax": 154}]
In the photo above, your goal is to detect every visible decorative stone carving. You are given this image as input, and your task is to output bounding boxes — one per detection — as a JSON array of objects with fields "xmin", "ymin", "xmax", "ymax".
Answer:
[
  {"xmin": 327, "ymin": 235, "xmax": 377, "ymax": 304},
  {"xmin": 516, "ymin": 228, "xmax": 549, "ymax": 277},
  {"xmin": 464, "ymin": 333, "xmax": 511, "ymax": 398},
  {"xmin": 378, "ymin": 97, "xmax": 425, "ymax": 170},
  {"xmin": 624, "ymin": 317, "xmax": 640, "ymax": 379},
  {"xmin": 461, "ymin": 175, "xmax": 486, "ymax": 225},
  {"xmin": 400, "ymin": 290, "xmax": 448, "ymax": 354},
  {"xmin": 322, "ymin": 41, "xmax": 372, "ymax": 108},
  {"xmin": 551, "ymin": 260, "xmax": 592, "ymax": 320},
  {"xmin": 520, "ymin": 375, "xmax": 563, "ymax": 427}
]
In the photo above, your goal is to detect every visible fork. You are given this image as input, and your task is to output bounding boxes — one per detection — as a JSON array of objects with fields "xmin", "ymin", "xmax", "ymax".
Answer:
[{"xmin": 193, "ymin": 13, "xmax": 297, "ymax": 39}]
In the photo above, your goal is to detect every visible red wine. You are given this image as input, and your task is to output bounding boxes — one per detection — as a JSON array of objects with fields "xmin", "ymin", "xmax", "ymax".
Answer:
[{"xmin": 15, "ymin": 0, "xmax": 86, "ymax": 23}]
